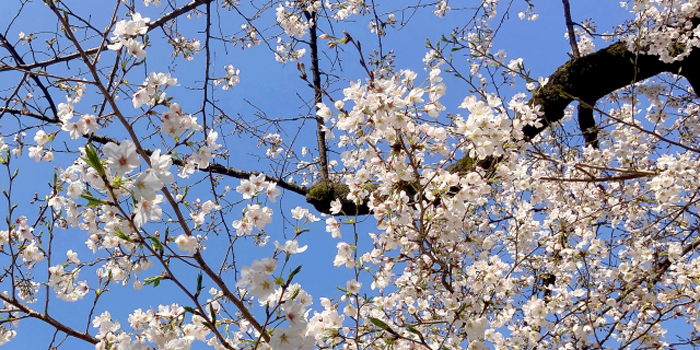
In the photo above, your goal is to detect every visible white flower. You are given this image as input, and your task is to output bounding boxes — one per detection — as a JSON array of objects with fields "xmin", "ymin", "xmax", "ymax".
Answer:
[
  {"xmin": 149, "ymin": 149, "xmax": 174, "ymax": 184},
  {"xmin": 66, "ymin": 250, "xmax": 80, "ymax": 264},
  {"xmin": 325, "ymin": 218, "xmax": 341, "ymax": 238},
  {"xmin": 236, "ymin": 179, "xmax": 257, "ymax": 199},
  {"xmin": 252, "ymin": 258, "xmax": 278, "ymax": 275},
  {"xmin": 57, "ymin": 101, "xmax": 74, "ymax": 122},
  {"xmin": 274, "ymin": 240, "xmax": 307, "ymax": 255},
  {"xmin": 282, "ymin": 302, "xmax": 307, "ymax": 330},
  {"xmin": 346, "ymin": 280, "xmax": 362, "ymax": 294},
  {"xmin": 34, "ymin": 130, "xmax": 49, "ymax": 146},
  {"xmin": 316, "ymin": 103, "xmax": 331, "ymax": 123},
  {"xmin": 264, "ymin": 183, "xmax": 281, "ymax": 202},
  {"xmin": 22, "ymin": 241, "xmax": 44, "ymax": 263},
  {"xmin": 78, "ymin": 114, "xmax": 99, "ymax": 134},
  {"xmin": 133, "ymin": 194, "xmax": 163, "ymax": 227},
  {"xmin": 124, "ymin": 38, "xmax": 147, "ymax": 59},
  {"xmin": 174, "ymin": 234, "xmax": 198, "ymax": 254},
  {"xmin": 245, "ymin": 204, "xmax": 273, "ymax": 229},
  {"xmin": 197, "ymin": 145, "xmax": 212, "ymax": 169},
  {"xmin": 104, "ymin": 140, "xmax": 140, "ymax": 177},
  {"xmin": 132, "ymin": 171, "xmax": 163, "ymax": 201},
  {"xmin": 131, "ymin": 87, "xmax": 151, "ymax": 108},
  {"xmin": 291, "ymin": 206, "xmax": 308, "ymax": 220},
  {"xmin": 28, "ymin": 145, "xmax": 43, "ymax": 162},
  {"xmin": 269, "ymin": 327, "xmax": 304, "ymax": 350},
  {"xmin": 248, "ymin": 273, "xmax": 275, "ymax": 299},
  {"xmin": 62, "ymin": 121, "xmax": 82, "ymax": 139},
  {"xmin": 330, "ymin": 199, "xmax": 342, "ymax": 215},
  {"xmin": 232, "ymin": 220, "xmax": 253, "ymax": 236}
]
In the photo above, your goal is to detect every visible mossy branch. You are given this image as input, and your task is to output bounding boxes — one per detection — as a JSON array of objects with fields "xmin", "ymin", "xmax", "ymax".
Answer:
[{"xmin": 305, "ymin": 42, "xmax": 700, "ymax": 215}]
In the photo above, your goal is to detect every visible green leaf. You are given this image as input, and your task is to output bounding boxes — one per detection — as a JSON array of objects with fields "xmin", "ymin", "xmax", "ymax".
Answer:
[
  {"xmin": 181, "ymin": 186, "xmax": 189, "ymax": 201},
  {"xmin": 369, "ymin": 317, "xmax": 389, "ymax": 331},
  {"xmin": 196, "ymin": 273, "xmax": 203, "ymax": 294},
  {"xmin": 149, "ymin": 236, "xmax": 163, "ymax": 251},
  {"xmin": 294, "ymin": 227, "xmax": 310, "ymax": 234},
  {"xmin": 80, "ymin": 191, "xmax": 105, "ymax": 208},
  {"xmin": 113, "ymin": 229, "xmax": 132, "ymax": 242},
  {"xmin": 183, "ymin": 306, "xmax": 197, "ymax": 314},
  {"xmin": 83, "ymin": 143, "xmax": 105, "ymax": 177},
  {"xmin": 209, "ymin": 303, "xmax": 216, "ymax": 324},
  {"xmin": 143, "ymin": 275, "xmax": 163, "ymax": 287},
  {"xmin": 111, "ymin": 176, "xmax": 125, "ymax": 188},
  {"xmin": 288, "ymin": 288, "xmax": 300, "ymax": 300},
  {"xmin": 287, "ymin": 265, "xmax": 302, "ymax": 283},
  {"xmin": 407, "ymin": 326, "xmax": 422, "ymax": 337}
]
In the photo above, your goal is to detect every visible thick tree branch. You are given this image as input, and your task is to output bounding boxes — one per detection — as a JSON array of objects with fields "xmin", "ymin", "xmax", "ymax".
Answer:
[
  {"xmin": 308, "ymin": 42, "xmax": 700, "ymax": 214},
  {"xmin": 523, "ymin": 41, "xmax": 700, "ymax": 140},
  {"xmin": 304, "ymin": 10, "xmax": 330, "ymax": 182}
]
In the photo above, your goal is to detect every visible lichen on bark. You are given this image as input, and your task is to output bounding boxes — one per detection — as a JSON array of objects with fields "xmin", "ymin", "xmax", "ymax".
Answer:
[{"xmin": 305, "ymin": 180, "xmax": 371, "ymax": 215}]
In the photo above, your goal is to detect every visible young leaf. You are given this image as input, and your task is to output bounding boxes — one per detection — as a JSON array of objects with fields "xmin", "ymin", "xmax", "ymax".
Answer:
[
  {"xmin": 407, "ymin": 326, "xmax": 422, "ymax": 337},
  {"xmin": 83, "ymin": 143, "xmax": 106, "ymax": 177},
  {"xmin": 196, "ymin": 272, "xmax": 203, "ymax": 294},
  {"xmin": 369, "ymin": 317, "xmax": 389, "ymax": 331},
  {"xmin": 287, "ymin": 265, "xmax": 302, "ymax": 283},
  {"xmin": 80, "ymin": 191, "xmax": 105, "ymax": 208},
  {"xmin": 149, "ymin": 236, "xmax": 163, "ymax": 251},
  {"xmin": 143, "ymin": 275, "xmax": 163, "ymax": 287}
]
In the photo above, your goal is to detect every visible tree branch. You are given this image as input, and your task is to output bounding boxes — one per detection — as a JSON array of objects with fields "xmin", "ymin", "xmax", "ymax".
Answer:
[
  {"xmin": 0, "ymin": 0, "xmax": 215, "ymax": 74},
  {"xmin": 304, "ymin": 10, "xmax": 330, "ymax": 182},
  {"xmin": 307, "ymin": 42, "xmax": 700, "ymax": 214},
  {"xmin": 0, "ymin": 294, "xmax": 98, "ymax": 344},
  {"xmin": 523, "ymin": 41, "xmax": 700, "ymax": 140},
  {"xmin": 0, "ymin": 34, "xmax": 58, "ymax": 118}
]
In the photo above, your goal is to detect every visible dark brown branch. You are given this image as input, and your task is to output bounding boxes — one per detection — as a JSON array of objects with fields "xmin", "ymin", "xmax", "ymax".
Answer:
[
  {"xmin": 0, "ymin": 294, "xmax": 98, "ymax": 344},
  {"xmin": 307, "ymin": 42, "xmax": 700, "ymax": 215},
  {"xmin": 578, "ymin": 101, "xmax": 598, "ymax": 148},
  {"xmin": 0, "ymin": 0, "xmax": 214, "ymax": 74},
  {"xmin": 148, "ymin": 0, "xmax": 214, "ymax": 30},
  {"xmin": 561, "ymin": 0, "xmax": 580, "ymax": 59},
  {"xmin": 304, "ymin": 11, "xmax": 330, "ymax": 182},
  {"xmin": 524, "ymin": 41, "xmax": 700, "ymax": 141},
  {"xmin": 0, "ymin": 34, "xmax": 58, "ymax": 118},
  {"xmin": 560, "ymin": 0, "xmax": 599, "ymax": 148},
  {"xmin": 0, "ymin": 107, "xmax": 309, "ymax": 197}
]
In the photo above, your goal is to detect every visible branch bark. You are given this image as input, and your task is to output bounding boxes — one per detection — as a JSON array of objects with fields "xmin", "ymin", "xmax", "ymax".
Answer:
[
  {"xmin": 307, "ymin": 41, "xmax": 700, "ymax": 214},
  {"xmin": 305, "ymin": 11, "xmax": 330, "ymax": 182},
  {"xmin": 0, "ymin": 0, "xmax": 215, "ymax": 74},
  {"xmin": 0, "ymin": 294, "xmax": 98, "ymax": 344}
]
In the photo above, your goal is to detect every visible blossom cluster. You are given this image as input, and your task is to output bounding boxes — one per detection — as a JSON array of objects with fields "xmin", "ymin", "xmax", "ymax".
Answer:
[
  {"xmin": 132, "ymin": 72, "xmax": 178, "ymax": 109},
  {"xmin": 622, "ymin": 0, "xmax": 700, "ymax": 62},
  {"xmin": 6, "ymin": 1, "xmax": 700, "ymax": 349},
  {"xmin": 107, "ymin": 13, "xmax": 150, "ymax": 58}
]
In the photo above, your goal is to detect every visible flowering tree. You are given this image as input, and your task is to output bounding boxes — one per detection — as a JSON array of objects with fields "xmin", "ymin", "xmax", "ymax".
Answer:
[{"xmin": 1, "ymin": 0, "xmax": 700, "ymax": 348}]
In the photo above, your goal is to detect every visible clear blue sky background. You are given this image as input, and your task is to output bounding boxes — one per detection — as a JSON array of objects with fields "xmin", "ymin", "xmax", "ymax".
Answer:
[{"xmin": 0, "ymin": 1, "xmax": 660, "ymax": 349}]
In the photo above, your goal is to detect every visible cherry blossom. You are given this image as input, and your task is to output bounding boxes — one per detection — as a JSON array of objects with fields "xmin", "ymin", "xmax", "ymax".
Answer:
[
  {"xmin": 133, "ymin": 194, "xmax": 163, "ymax": 227},
  {"xmin": 103, "ymin": 140, "xmax": 140, "ymax": 177},
  {"xmin": 6, "ymin": 1, "xmax": 700, "ymax": 349}
]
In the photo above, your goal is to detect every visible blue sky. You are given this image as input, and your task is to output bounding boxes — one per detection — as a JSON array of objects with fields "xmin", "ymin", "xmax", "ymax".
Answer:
[{"xmin": 0, "ymin": 0, "xmax": 665, "ymax": 349}]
